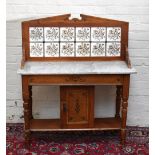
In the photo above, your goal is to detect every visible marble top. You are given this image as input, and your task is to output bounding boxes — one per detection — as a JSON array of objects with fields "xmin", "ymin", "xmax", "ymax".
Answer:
[{"xmin": 17, "ymin": 61, "xmax": 136, "ymax": 75}]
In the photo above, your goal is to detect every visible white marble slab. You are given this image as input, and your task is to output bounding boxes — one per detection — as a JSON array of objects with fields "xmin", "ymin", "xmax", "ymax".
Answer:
[{"xmin": 17, "ymin": 61, "xmax": 136, "ymax": 75}]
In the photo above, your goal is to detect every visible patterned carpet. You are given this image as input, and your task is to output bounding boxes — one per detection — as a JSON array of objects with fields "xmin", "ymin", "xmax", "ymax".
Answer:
[{"xmin": 6, "ymin": 124, "xmax": 149, "ymax": 155}]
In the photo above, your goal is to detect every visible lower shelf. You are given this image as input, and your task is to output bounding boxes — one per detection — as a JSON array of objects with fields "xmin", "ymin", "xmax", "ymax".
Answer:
[{"xmin": 30, "ymin": 117, "xmax": 121, "ymax": 131}]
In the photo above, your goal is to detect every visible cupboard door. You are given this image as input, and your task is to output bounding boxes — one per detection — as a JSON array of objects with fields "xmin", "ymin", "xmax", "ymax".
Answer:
[{"xmin": 60, "ymin": 86, "xmax": 94, "ymax": 128}]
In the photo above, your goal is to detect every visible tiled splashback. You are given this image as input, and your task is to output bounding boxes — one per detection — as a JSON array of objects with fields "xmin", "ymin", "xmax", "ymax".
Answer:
[{"xmin": 29, "ymin": 27, "xmax": 121, "ymax": 57}]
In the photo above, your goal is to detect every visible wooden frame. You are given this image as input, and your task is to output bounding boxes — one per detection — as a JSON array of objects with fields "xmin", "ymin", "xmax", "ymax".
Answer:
[
  {"xmin": 21, "ymin": 14, "xmax": 129, "ymax": 66},
  {"xmin": 22, "ymin": 74, "xmax": 130, "ymax": 146},
  {"xmin": 20, "ymin": 14, "xmax": 132, "ymax": 147}
]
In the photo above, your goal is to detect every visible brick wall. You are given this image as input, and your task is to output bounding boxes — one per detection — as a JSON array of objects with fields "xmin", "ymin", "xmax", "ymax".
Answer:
[{"xmin": 6, "ymin": 0, "xmax": 149, "ymax": 126}]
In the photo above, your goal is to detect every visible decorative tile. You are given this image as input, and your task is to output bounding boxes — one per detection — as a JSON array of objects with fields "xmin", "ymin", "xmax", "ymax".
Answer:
[
  {"xmin": 30, "ymin": 43, "xmax": 43, "ymax": 57},
  {"xmin": 76, "ymin": 27, "xmax": 90, "ymax": 41},
  {"xmin": 60, "ymin": 27, "xmax": 75, "ymax": 41},
  {"xmin": 60, "ymin": 42, "xmax": 74, "ymax": 57},
  {"xmin": 28, "ymin": 26, "xmax": 122, "ymax": 58},
  {"xmin": 91, "ymin": 43, "xmax": 105, "ymax": 56},
  {"xmin": 29, "ymin": 27, "xmax": 43, "ymax": 42},
  {"xmin": 91, "ymin": 27, "xmax": 106, "ymax": 41},
  {"xmin": 107, "ymin": 27, "xmax": 121, "ymax": 41},
  {"xmin": 76, "ymin": 42, "xmax": 90, "ymax": 57},
  {"xmin": 44, "ymin": 27, "xmax": 59, "ymax": 41},
  {"xmin": 106, "ymin": 42, "xmax": 121, "ymax": 56},
  {"xmin": 44, "ymin": 43, "xmax": 59, "ymax": 57}
]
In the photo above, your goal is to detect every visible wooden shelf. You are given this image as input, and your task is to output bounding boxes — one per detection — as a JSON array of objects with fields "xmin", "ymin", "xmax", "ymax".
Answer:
[
  {"xmin": 30, "ymin": 117, "xmax": 121, "ymax": 131},
  {"xmin": 94, "ymin": 118, "xmax": 121, "ymax": 130}
]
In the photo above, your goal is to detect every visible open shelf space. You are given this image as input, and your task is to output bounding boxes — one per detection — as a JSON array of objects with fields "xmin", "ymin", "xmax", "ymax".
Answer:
[{"xmin": 30, "ymin": 117, "xmax": 121, "ymax": 131}]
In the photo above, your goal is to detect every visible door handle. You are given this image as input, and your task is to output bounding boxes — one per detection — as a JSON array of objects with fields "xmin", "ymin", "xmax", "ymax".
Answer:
[{"xmin": 63, "ymin": 102, "xmax": 67, "ymax": 113}]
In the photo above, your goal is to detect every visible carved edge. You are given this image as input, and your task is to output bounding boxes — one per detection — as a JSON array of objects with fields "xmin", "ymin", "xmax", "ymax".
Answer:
[
  {"xmin": 125, "ymin": 46, "xmax": 131, "ymax": 68},
  {"xmin": 22, "ymin": 14, "xmax": 71, "ymax": 23},
  {"xmin": 22, "ymin": 13, "xmax": 129, "ymax": 24},
  {"xmin": 80, "ymin": 14, "xmax": 129, "ymax": 23}
]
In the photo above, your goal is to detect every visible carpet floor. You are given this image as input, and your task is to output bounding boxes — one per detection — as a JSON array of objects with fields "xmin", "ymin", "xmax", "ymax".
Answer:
[{"xmin": 6, "ymin": 124, "xmax": 149, "ymax": 155}]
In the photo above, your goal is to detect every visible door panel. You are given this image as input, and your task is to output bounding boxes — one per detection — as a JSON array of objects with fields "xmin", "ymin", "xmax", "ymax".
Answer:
[{"xmin": 60, "ymin": 86, "xmax": 94, "ymax": 128}]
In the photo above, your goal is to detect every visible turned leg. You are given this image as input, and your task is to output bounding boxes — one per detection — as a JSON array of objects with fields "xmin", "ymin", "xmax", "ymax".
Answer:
[
  {"xmin": 115, "ymin": 86, "xmax": 122, "ymax": 118},
  {"xmin": 121, "ymin": 75, "xmax": 130, "ymax": 145},
  {"xmin": 22, "ymin": 76, "xmax": 31, "ymax": 147}
]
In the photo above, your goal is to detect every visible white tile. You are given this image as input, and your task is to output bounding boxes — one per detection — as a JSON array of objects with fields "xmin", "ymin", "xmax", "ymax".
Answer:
[
  {"xmin": 29, "ymin": 27, "xmax": 43, "ymax": 42},
  {"xmin": 76, "ymin": 42, "xmax": 90, "ymax": 57},
  {"xmin": 107, "ymin": 27, "xmax": 121, "ymax": 41},
  {"xmin": 91, "ymin": 42, "xmax": 105, "ymax": 56},
  {"xmin": 44, "ymin": 27, "xmax": 59, "ymax": 41},
  {"xmin": 60, "ymin": 27, "xmax": 75, "ymax": 41},
  {"xmin": 91, "ymin": 27, "xmax": 106, "ymax": 41},
  {"xmin": 106, "ymin": 42, "xmax": 121, "ymax": 56},
  {"xmin": 44, "ymin": 43, "xmax": 59, "ymax": 57},
  {"xmin": 30, "ymin": 43, "xmax": 43, "ymax": 57},
  {"xmin": 60, "ymin": 42, "xmax": 75, "ymax": 57},
  {"xmin": 76, "ymin": 27, "xmax": 90, "ymax": 41}
]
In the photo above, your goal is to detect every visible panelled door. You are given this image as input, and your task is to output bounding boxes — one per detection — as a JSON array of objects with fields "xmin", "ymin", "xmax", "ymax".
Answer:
[{"xmin": 60, "ymin": 86, "xmax": 94, "ymax": 128}]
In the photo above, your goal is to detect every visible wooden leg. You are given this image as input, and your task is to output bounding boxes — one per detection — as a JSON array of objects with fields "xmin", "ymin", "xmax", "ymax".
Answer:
[
  {"xmin": 121, "ymin": 75, "xmax": 130, "ymax": 145},
  {"xmin": 24, "ymin": 130, "xmax": 31, "ymax": 148},
  {"xmin": 115, "ymin": 86, "xmax": 122, "ymax": 118},
  {"xmin": 29, "ymin": 86, "xmax": 33, "ymax": 119},
  {"xmin": 22, "ymin": 76, "xmax": 31, "ymax": 147}
]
